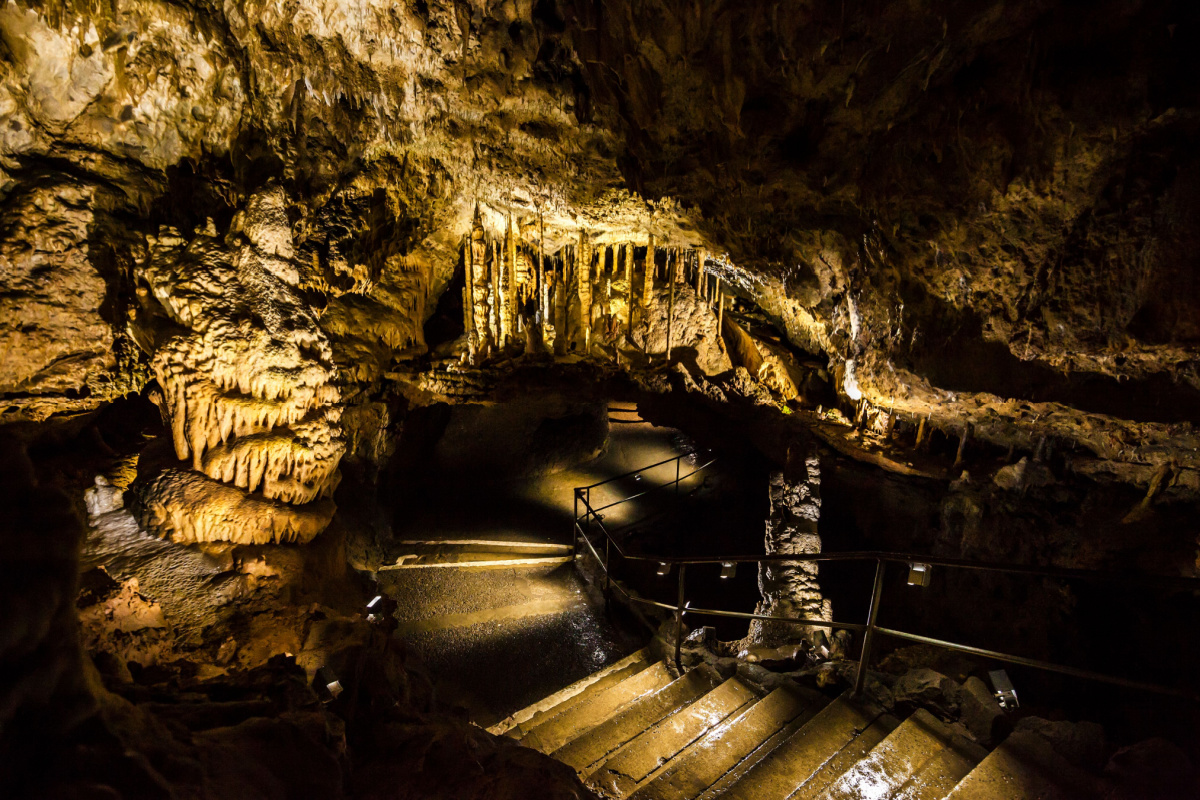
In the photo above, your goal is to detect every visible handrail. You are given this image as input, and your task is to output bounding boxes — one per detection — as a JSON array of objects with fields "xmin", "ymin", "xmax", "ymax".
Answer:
[
  {"xmin": 578, "ymin": 451, "xmax": 713, "ymax": 491},
  {"xmin": 572, "ymin": 487, "xmax": 1200, "ymax": 703}
]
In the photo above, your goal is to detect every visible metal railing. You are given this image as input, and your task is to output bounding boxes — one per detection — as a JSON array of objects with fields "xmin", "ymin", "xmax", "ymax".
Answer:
[{"xmin": 572, "ymin": 475, "xmax": 1200, "ymax": 704}]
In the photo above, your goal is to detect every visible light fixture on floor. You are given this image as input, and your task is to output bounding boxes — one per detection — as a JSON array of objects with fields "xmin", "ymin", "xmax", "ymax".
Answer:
[
  {"xmin": 988, "ymin": 669, "xmax": 1019, "ymax": 710},
  {"xmin": 720, "ymin": 561, "xmax": 736, "ymax": 579},
  {"xmin": 315, "ymin": 666, "xmax": 343, "ymax": 701},
  {"xmin": 657, "ymin": 561, "xmax": 671, "ymax": 576},
  {"xmin": 811, "ymin": 630, "xmax": 830, "ymax": 659},
  {"xmin": 907, "ymin": 562, "xmax": 932, "ymax": 587},
  {"xmin": 366, "ymin": 595, "xmax": 382, "ymax": 610}
]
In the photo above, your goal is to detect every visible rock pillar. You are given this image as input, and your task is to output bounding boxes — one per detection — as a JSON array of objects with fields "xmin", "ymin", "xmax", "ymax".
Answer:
[{"xmin": 746, "ymin": 444, "xmax": 830, "ymax": 647}]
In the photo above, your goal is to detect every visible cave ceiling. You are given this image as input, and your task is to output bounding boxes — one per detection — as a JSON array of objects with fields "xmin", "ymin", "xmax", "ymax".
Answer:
[{"xmin": 1, "ymin": 0, "xmax": 1198, "ymax": 492}]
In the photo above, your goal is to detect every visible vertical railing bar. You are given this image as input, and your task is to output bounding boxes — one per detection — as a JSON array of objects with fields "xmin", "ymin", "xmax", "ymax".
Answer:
[
  {"xmin": 675, "ymin": 456, "xmax": 681, "ymax": 495},
  {"xmin": 604, "ymin": 536, "xmax": 612, "ymax": 597},
  {"xmin": 674, "ymin": 564, "xmax": 687, "ymax": 672},
  {"xmin": 854, "ymin": 559, "xmax": 887, "ymax": 697}
]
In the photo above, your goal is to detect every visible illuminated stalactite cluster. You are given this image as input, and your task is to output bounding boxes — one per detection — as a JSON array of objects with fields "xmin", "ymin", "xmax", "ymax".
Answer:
[
  {"xmin": 128, "ymin": 188, "xmax": 344, "ymax": 545},
  {"xmin": 460, "ymin": 217, "xmax": 730, "ymax": 371}
]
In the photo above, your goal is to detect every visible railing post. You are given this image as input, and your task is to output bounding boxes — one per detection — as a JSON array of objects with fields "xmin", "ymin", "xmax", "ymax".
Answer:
[
  {"xmin": 674, "ymin": 564, "xmax": 687, "ymax": 672},
  {"xmin": 604, "ymin": 536, "xmax": 612, "ymax": 597},
  {"xmin": 573, "ymin": 488, "xmax": 579, "ymax": 558},
  {"xmin": 854, "ymin": 559, "xmax": 887, "ymax": 697},
  {"xmin": 675, "ymin": 457, "xmax": 681, "ymax": 495}
]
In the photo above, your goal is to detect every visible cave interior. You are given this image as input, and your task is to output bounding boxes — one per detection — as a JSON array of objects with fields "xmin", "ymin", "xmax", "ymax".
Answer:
[{"xmin": 2, "ymin": 1, "xmax": 1200, "ymax": 798}]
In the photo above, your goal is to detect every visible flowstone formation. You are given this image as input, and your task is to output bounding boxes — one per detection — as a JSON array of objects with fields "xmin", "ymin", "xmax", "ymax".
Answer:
[{"xmin": 128, "ymin": 188, "xmax": 344, "ymax": 545}]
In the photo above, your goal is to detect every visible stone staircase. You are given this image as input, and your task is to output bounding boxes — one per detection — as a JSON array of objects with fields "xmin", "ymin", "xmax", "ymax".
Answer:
[{"xmin": 487, "ymin": 649, "xmax": 1098, "ymax": 800}]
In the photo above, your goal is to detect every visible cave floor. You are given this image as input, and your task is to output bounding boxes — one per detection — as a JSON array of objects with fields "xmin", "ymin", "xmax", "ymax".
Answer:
[{"xmin": 378, "ymin": 405, "xmax": 756, "ymax": 728}]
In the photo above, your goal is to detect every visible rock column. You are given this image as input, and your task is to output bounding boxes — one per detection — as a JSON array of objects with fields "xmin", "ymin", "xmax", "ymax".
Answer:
[{"xmin": 746, "ymin": 444, "xmax": 830, "ymax": 647}]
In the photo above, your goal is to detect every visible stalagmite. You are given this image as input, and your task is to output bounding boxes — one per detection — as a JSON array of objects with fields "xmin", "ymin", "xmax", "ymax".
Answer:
[
  {"xmin": 746, "ymin": 445, "xmax": 830, "ymax": 648},
  {"xmin": 915, "ymin": 414, "xmax": 929, "ymax": 449}
]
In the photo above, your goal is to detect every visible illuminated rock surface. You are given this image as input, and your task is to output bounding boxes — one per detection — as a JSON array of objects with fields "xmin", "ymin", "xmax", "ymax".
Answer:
[{"xmin": 1, "ymin": 1, "xmax": 1199, "ymax": 798}]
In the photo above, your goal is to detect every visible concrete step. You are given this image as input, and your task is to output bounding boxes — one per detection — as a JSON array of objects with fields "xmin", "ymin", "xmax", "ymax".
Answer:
[
  {"xmin": 488, "ymin": 648, "xmax": 651, "ymax": 737},
  {"xmin": 944, "ymin": 731, "xmax": 1106, "ymax": 800},
  {"xmin": 718, "ymin": 694, "xmax": 889, "ymax": 800},
  {"xmin": 789, "ymin": 710, "xmax": 899, "ymax": 799},
  {"xmin": 891, "ymin": 725, "xmax": 988, "ymax": 800},
  {"xmin": 393, "ymin": 594, "xmax": 586, "ymax": 635},
  {"xmin": 383, "ymin": 551, "xmax": 573, "ymax": 570},
  {"xmin": 522, "ymin": 662, "xmax": 676, "ymax": 754},
  {"xmin": 630, "ymin": 684, "xmax": 826, "ymax": 800},
  {"xmin": 587, "ymin": 678, "xmax": 759, "ymax": 799},
  {"xmin": 814, "ymin": 709, "xmax": 970, "ymax": 800},
  {"xmin": 512, "ymin": 656, "xmax": 657, "ymax": 741},
  {"xmin": 392, "ymin": 538, "xmax": 573, "ymax": 556},
  {"xmin": 554, "ymin": 666, "xmax": 724, "ymax": 775}
]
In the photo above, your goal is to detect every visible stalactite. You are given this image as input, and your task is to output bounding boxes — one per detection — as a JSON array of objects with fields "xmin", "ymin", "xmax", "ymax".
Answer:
[
  {"xmin": 915, "ymin": 414, "xmax": 929, "ymax": 449},
  {"xmin": 577, "ymin": 230, "xmax": 592, "ymax": 352},
  {"xmin": 469, "ymin": 214, "xmax": 490, "ymax": 358},
  {"xmin": 462, "ymin": 241, "xmax": 474, "ymax": 351},
  {"xmin": 666, "ymin": 250, "xmax": 676, "ymax": 362},
  {"xmin": 954, "ymin": 422, "xmax": 973, "ymax": 471},
  {"xmin": 537, "ymin": 212, "xmax": 547, "ymax": 336},
  {"xmin": 623, "ymin": 242, "xmax": 634, "ymax": 339},
  {"xmin": 503, "ymin": 215, "xmax": 518, "ymax": 344},
  {"xmin": 554, "ymin": 257, "xmax": 568, "ymax": 356},
  {"xmin": 131, "ymin": 187, "xmax": 343, "ymax": 546},
  {"xmin": 643, "ymin": 235, "xmax": 655, "ymax": 310},
  {"xmin": 491, "ymin": 239, "xmax": 501, "ymax": 345},
  {"xmin": 717, "ymin": 285, "xmax": 726, "ymax": 335}
]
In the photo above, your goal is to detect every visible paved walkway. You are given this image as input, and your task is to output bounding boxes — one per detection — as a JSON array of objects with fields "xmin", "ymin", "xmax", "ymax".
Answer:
[{"xmin": 378, "ymin": 404, "xmax": 709, "ymax": 727}]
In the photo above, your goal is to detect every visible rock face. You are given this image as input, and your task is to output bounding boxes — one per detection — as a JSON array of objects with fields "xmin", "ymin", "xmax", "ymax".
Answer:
[
  {"xmin": 128, "ymin": 187, "xmax": 344, "ymax": 544},
  {"xmin": 0, "ymin": 183, "xmax": 120, "ymax": 418}
]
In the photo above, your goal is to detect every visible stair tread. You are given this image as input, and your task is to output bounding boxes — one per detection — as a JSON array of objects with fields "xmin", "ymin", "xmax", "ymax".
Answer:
[
  {"xmin": 890, "ymin": 729, "xmax": 988, "ymax": 800},
  {"xmin": 386, "ymin": 551, "xmax": 572, "ymax": 568},
  {"xmin": 488, "ymin": 648, "xmax": 650, "ymax": 736},
  {"xmin": 944, "ymin": 731, "xmax": 1105, "ymax": 800},
  {"xmin": 719, "ymin": 695, "xmax": 887, "ymax": 800},
  {"xmin": 790, "ymin": 712, "xmax": 899, "ymax": 800},
  {"xmin": 555, "ymin": 666, "xmax": 724, "ymax": 774},
  {"xmin": 515, "ymin": 657, "xmax": 655, "ymax": 739},
  {"xmin": 393, "ymin": 538, "xmax": 572, "ymax": 554},
  {"xmin": 587, "ymin": 677, "xmax": 759, "ymax": 799},
  {"xmin": 523, "ymin": 662, "xmax": 676, "ymax": 754},
  {"xmin": 629, "ymin": 685, "xmax": 824, "ymax": 800},
  {"xmin": 815, "ymin": 709, "xmax": 963, "ymax": 800}
]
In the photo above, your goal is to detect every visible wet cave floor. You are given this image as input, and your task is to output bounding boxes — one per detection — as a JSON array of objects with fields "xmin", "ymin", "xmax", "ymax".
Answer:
[{"xmin": 376, "ymin": 404, "xmax": 769, "ymax": 727}]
